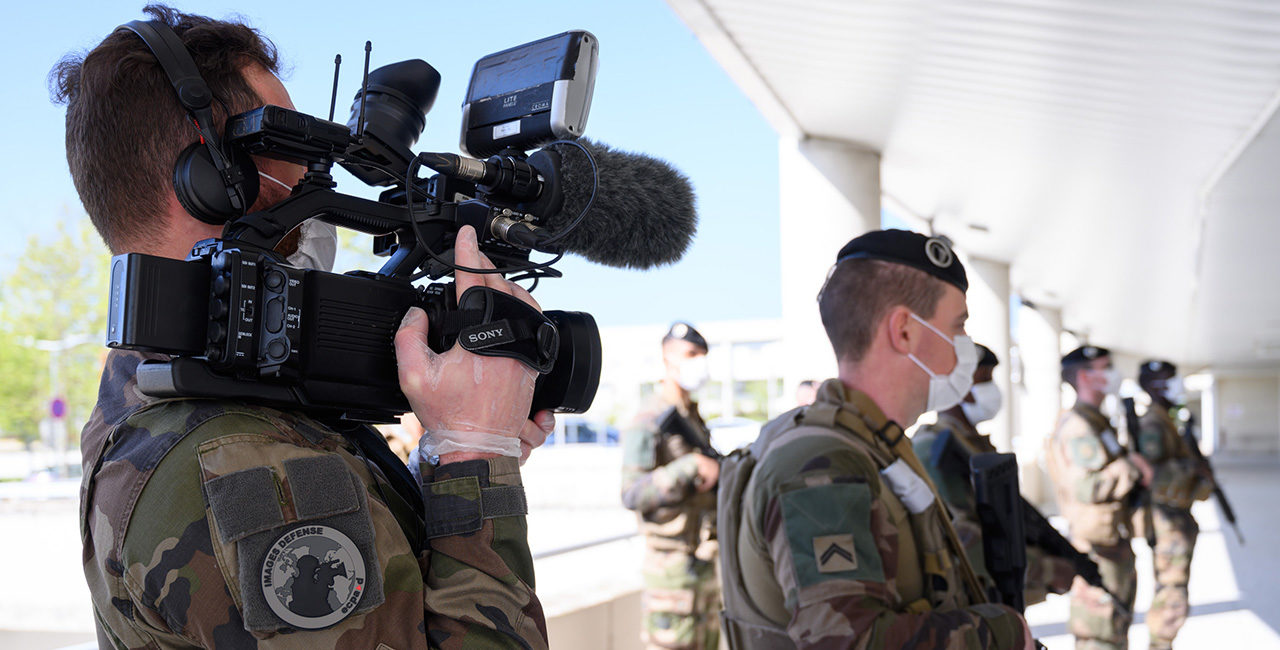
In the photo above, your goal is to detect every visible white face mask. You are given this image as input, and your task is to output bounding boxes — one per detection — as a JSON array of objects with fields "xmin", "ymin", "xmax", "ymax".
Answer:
[
  {"xmin": 286, "ymin": 219, "xmax": 339, "ymax": 272},
  {"xmin": 1159, "ymin": 376, "xmax": 1185, "ymax": 403},
  {"xmin": 906, "ymin": 312, "xmax": 978, "ymax": 413},
  {"xmin": 1102, "ymin": 367, "xmax": 1122, "ymax": 395},
  {"xmin": 676, "ymin": 355, "xmax": 709, "ymax": 392},
  {"xmin": 961, "ymin": 381, "xmax": 1003, "ymax": 424}
]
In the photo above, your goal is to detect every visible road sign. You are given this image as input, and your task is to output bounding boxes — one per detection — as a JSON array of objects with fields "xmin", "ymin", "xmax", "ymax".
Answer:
[{"xmin": 51, "ymin": 397, "xmax": 67, "ymax": 419}]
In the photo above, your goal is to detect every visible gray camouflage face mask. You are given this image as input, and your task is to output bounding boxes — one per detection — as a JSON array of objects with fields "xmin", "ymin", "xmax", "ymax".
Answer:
[{"xmin": 258, "ymin": 171, "xmax": 339, "ymax": 273}]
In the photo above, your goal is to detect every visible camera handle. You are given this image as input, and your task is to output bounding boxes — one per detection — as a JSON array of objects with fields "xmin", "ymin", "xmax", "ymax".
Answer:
[{"xmin": 426, "ymin": 285, "xmax": 559, "ymax": 375}]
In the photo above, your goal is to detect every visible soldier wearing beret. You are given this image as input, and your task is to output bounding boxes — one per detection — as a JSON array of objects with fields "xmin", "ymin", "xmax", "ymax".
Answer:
[
  {"xmin": 1046, "ymin": 346, "xmax": 1153, "ymax": 650},
  {"xmin": 621, "ymin": 322, "xmax": 722, "ymax": 650},
  {"xmin": 1135, "ymin": 360, "xmax": 1214, "ymax": 650},
  {"xmin": 913, "ymin": 345, "xmax": 1076, "ymax": 607},
  {"xmin": 717, "ymin": 230, "xmax": 1033, "ymax": 649}
]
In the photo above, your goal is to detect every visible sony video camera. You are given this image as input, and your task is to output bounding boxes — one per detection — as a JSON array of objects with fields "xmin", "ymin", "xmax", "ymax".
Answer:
[{"xmin": 107, "ymin": 31, "xmax": 602, "ymax": 423}]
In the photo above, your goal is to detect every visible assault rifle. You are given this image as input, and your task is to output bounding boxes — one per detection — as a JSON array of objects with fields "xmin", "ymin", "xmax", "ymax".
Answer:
[
  {"xmin": 932, "ymin": 430, "xmax": 1124, "ymax": 613},
  {"xmin": 1121, "ymin": 397, "xmax": 1156, "ymax": 549},
  {"xmin": 658, "ymin": 406, "xmax": 721, "ymax": 460},
  {"xmin": 1181, "ymin": 413, "xmax": 1244, "ymax": 545}
]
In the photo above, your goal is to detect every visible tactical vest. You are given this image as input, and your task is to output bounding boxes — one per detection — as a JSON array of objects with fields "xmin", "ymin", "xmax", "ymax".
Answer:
[
  {"xmin": 1045, "ymin": 405, "xmax": 1131, "ymax": 545},
  {"xmin": 718, "ymin": 402, "xmax": 988, "ymax": 649}
]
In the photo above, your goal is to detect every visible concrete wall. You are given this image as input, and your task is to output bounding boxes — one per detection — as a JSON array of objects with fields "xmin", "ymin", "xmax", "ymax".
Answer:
[
  {"xmin": 1215, "ymin": 374, "xmax": 1280, "ymax": 453},
  {"xmin": 546, "ymin": 589, "xmax": 644, "ymax": 650}
]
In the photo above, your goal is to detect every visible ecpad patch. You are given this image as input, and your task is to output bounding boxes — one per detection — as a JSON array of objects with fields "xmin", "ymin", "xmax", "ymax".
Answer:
[
  {"xmin": 260, "ymin": 524, "xmax": 367, "ymax": 630},
  {"xmin": 780, "ymin": 482, "xmax": 883, "ymax": 587}
]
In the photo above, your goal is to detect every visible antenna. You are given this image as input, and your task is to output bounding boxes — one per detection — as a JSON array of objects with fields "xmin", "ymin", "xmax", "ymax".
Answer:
[
  {"xmin": 327, "ymin": 54, "xmax": 342, "ymax": 122},
  {"xmin": 356, "ymin": 41, "xmax": 372, "ymax": 139}
]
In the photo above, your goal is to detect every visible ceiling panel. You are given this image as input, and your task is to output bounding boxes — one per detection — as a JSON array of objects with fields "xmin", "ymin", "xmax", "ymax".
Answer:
[{"xmin": 670, "ymin": 0, "xmax": 1280, "ymax": 368}]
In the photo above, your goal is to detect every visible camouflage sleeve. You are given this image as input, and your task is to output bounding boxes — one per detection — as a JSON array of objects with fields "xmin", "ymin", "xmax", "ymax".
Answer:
[
  {"xmin": 421, "ymin": 457, "xmax": 547, "ymax": 649},
  {"xmin": 1057, "ymin": 421, "xmax": 1141, "ymax": 504},
  {"xmin": 757, "ymin": 438, "xmax": 1030, "ymax": 649},
  {"xmin": 1150, "ymin": 457, "xmax": 1214, "ymax": 508},
  {"xmin": 619, "ymin": 421, "xmax": 700, "ymax": 514},
  {"xmin": 1139, "ymin": 418, "xmax": 1209, "ymax": 507},
  {"xmin": 112, "ymin": 410, "xmax": 437, "ymax": 649},
  {"xmin": 621, "ymin": 454, "xmax": 701, "ymax": 513}
]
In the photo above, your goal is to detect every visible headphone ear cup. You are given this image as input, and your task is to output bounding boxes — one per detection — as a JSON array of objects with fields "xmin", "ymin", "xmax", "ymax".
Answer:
[{"xmin": 172, "ymin": 143, "xmax": 261, "ymax": 225}]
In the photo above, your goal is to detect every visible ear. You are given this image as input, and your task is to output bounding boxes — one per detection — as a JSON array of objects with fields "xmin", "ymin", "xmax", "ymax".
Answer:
[{"xmin": 884, "ymin": 305, "xmax": 915, "ymax": 356}]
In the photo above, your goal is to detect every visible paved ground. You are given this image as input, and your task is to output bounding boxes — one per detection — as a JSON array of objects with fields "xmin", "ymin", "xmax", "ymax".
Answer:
[
  {"xmin": 1026, "ymin": 452, "xmax": 1280, "ymax": 649},
  {"xmin": 2, "ymin": 447, "xmax": 1275, "ymax": 649}
]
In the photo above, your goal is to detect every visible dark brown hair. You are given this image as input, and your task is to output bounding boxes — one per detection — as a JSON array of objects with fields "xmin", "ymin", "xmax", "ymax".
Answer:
[
  {"xmin": 818, "ymin": 259, "xmax": 946, "ymax": 362},
  {"xmin": 49, "ymin": 4, "xmax": 279, "ymax": 253}
]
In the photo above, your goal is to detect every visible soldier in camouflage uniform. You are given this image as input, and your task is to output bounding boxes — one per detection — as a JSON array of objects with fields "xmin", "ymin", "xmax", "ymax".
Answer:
[
  {"xmin": 621, "ymin": 322, "xmax": 721, "ymax": 650},
  {"xmin": 58, "ymin": 7, "xmax": 554, "ymax": 647},
  {"xmin": 1135, "ymin": 361, "xmax": 1214, "ymax": 650},
  {"xmin": 717, "ymin": 230, "xmax": 1033, "ymax": 649},
  {"xmin": 914, "ymin": 344, "xmax": 1075, "ymax": 606},
  {"xmin": 1046, "ymin": 346, "xmax": 1153, "ymax": 650}
]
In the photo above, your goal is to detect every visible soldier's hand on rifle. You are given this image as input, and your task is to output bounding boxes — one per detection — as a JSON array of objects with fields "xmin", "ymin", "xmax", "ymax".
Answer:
[
  {"xmin": 1130, "ymin": 453, "xmax": 1154, "ymax": 487},
  {"xmin": 692, "ymin": 453, "xmax": 720, "ymax": 492}
]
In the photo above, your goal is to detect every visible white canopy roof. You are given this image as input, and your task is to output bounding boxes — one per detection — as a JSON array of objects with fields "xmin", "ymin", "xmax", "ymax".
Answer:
[{"xmin": 668, "ymin": 0, "xmax": 1280, "ymax": 370}]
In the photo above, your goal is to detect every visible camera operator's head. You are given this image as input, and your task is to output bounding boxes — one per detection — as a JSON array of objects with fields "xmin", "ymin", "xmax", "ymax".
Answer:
[
  {"xmin": 818, "ymin": 230, "xmax": 974, "ymax": 425},
  {"xmin": 50, "ymin": 4, "xmax": 300, "ymax": 258}
]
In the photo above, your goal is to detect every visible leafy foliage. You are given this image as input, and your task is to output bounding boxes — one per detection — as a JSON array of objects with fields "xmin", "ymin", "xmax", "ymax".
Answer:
[{"xmin": 0, "ymin": 217, "xmax": 111, "ymax": 442}]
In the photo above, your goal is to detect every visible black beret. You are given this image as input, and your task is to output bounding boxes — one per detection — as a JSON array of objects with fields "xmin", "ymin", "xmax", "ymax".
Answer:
[
  {"xmin": 1061, "ymin": 345, "xmax": 1110, "ymax": 369},
  {"xmin": 836, "ymin": 229, "xmax": 968, "ymax": 292},
  {"xmin": 663, "ymin": 321, "xmax": 708, "ymax": 352},
  {"xmin": 976, "ymin": 343, "xmax": 999, "ymax": 368},
  {"xmin": 1139, "ymin": 359, "xmax": 1177, "ymax": 382}
]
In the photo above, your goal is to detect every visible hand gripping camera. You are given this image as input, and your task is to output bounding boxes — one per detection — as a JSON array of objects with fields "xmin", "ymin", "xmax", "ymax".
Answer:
[{"xmin": 108, "ymin": 25, "xmax": 603, "ymax": 423}]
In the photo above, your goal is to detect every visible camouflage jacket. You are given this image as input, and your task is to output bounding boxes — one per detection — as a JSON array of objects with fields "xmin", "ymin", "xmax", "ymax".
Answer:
[
  {"xmin": 723, "ymin": 379, "xmax": 1028, "ymax": 649},
  {"xmin": 914, "ymin": 412, "xmax": 1074, "ymax": 605},
  {"xmin": 1137, "ymin": 404, "xmax": 1213, "ymax": 510},
  {"xmin": 1045, "ymin": 401, "xmax": 1142, "ymax": 546},
  {"xmin": 620, "ymin": 395, "xmax": 717, "ymax": 556},
  {"xmin": 913, "ymin": 410, "xmax": 995, "ymax": 519},
  {"xmin": 80, "ymin": 350, "xmax": 547, "ymax": 649}
]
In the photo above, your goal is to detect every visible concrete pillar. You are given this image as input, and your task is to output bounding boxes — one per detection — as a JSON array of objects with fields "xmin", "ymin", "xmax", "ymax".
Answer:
[
  {"xmin": 779, "ymin": 137, "xmax": 881, "ymax": 397},
  {"xmin": 1013, "ymin": 301, "xmax": 1063, "ymax": 509},
  {"xmin": 965, "ymin": 257, "xmax": 1013, "ymax": 451}
]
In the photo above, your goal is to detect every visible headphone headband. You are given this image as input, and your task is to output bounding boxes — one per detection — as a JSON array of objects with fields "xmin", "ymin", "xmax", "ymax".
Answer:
[{"xmin": 116, "ymin": 18, "xmax": 253, "ymax": 223}]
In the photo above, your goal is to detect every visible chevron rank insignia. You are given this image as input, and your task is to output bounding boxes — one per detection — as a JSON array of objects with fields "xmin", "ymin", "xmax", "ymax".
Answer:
[{"xmin": 813, "ymin": 534, "xmax": 857, "ymax": 573}]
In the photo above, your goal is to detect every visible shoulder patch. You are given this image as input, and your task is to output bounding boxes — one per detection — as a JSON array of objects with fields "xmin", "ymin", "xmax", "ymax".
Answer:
[
  {"xmin": 197, "ymin": 439, "xmax": 386, "ymax": 634},
  {"xmin": 261, "ymin": 524, "xmax": 368, "ymax": 629},
  {"xmin": 780, "ymin": 482, "xmax": 884, "ymax": 588},
  {"xmin": 1068, "ymin": 436, "xmax": 1107, "ymax": 472}
]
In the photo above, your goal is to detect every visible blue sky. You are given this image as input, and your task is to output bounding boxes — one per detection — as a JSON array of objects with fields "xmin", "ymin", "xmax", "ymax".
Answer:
[{"xmin": 2, "ymin": 0, "xmax": 781, "ymax": 328}]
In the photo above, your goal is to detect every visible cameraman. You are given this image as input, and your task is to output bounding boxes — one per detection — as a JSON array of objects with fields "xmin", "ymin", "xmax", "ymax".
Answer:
[{"xmin": 54, "ymin": 6, "xmax": 552, "ymax": 648}]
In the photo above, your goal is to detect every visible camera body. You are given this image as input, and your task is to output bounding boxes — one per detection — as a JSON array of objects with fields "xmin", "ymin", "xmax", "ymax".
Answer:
[{"xmin": 106, "ymin": 31, "xmax": 603, "ymax": 423}]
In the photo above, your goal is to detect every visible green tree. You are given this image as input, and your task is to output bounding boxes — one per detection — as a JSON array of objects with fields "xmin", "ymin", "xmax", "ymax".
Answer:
[
  {"xmin": 0, "ymin": 215, "xmax": 111, "ymax": 443},
  {"xmin": 0, "ymin": 329, "xmax": 43, "ymax": 443}
]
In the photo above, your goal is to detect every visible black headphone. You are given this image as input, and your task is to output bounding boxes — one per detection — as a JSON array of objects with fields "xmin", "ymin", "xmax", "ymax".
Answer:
[{"xmin": 120, "ymin": 20, "xmax": 259, "ymax": 225}]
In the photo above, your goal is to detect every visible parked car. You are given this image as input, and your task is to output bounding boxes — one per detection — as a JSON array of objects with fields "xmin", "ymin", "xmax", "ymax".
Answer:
[
  {"xmin": 549, "ymin": 415, "xmax": 620, "ymax": 446},
  {"xmin": 706, "ymin": 416, "xmax": 762, "ymax": 454}
]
